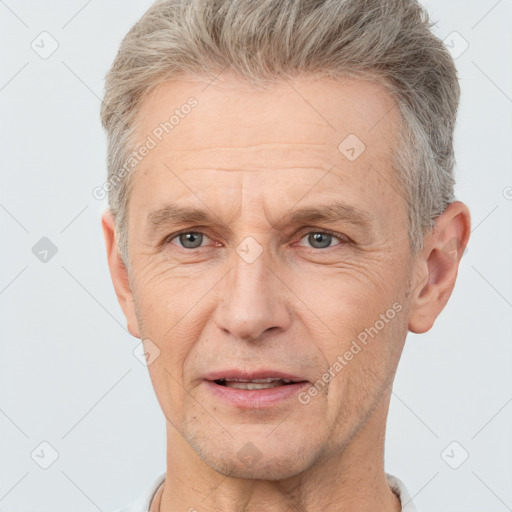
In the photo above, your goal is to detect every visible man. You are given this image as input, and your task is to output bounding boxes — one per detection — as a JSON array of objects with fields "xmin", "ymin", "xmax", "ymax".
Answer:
[{"xmin": 100, "ymin": 0, "xmax": 471, "ymax": 510}]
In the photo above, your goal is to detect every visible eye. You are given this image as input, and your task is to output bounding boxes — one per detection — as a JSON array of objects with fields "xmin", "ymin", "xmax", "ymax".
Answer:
[
  {"xmin": 164, "ymin": 229, "xmax": 349, "ymax": 252},
  {"xmin": 168, "ymin": 231, "xmax": 210, "ymax": 249},
  {"xmin": 297, "ymin": 230, "xmax": 347, "ymax": 249}
]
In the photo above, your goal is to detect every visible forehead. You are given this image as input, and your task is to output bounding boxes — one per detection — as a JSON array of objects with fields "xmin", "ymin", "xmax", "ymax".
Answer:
[
  {"xmin": 136, "ymin": 73, "xmax": 400, "ymax": 157},
  {"xmin": 128, "ymin": 73, "xmax": 407, "ymax": 232}
]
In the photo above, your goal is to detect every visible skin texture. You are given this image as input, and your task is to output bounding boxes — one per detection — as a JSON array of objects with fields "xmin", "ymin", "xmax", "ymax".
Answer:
[{"xmin": 102, "ymin": 73, "xmax": 471, "ymax": 512}]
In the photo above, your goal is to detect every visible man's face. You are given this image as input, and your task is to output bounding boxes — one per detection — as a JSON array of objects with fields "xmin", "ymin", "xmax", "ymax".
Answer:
[{"xmin": 124, "ymin": 75, "xmax": 414, "ymax": 479}]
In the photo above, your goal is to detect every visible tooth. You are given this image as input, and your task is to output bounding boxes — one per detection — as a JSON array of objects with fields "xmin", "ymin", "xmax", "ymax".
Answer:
[
  {"xmin": 249, "ymin": 378, "xmax": 289, "ymax": 383},
  {"xmin": 224, "ymin": 381, "xmax": 285, "ymax": 390},
  {"xmin": 218, "ymin": 378, "xmax": 293, "ymax": 383}
]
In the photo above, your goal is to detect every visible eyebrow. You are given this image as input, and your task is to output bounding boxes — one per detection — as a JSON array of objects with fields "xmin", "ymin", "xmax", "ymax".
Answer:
[
  {"xmin": 277, "ymin": 203, "xmax": 372, "ymax": 229},
  {"xmin": 146, "ymin": 201, "xmax": 373, "ymax": 234},
  {"xmin": 147, "ymin": 202, "xmax": 372, "ymax": 237}
]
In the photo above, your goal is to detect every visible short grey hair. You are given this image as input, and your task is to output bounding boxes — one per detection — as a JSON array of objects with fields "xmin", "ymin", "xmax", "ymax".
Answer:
[{"xmin": 101, "ymin": 0, "xmax": 460, "ymax": 267}]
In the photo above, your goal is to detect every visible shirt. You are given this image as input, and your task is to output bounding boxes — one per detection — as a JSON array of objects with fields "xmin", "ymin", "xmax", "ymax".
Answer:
[{"xmin": 114, "ymin": 471, "xmax": 420, "ymax": 512}]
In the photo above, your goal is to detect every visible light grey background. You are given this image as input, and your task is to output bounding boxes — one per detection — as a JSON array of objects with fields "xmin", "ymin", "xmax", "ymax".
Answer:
[{"xmin": 0, "ymin": 1, "xmax": 511, "ymax": 511}]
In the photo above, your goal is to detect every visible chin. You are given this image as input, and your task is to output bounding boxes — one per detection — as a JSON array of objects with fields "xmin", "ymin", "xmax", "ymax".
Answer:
[
  {"xmin": 203, "ymin": 451, "xmax": 311, "ymax": 480},
  {"xmin": 186, "ymin": 430, "xmax": 323, "ymax": 481}
]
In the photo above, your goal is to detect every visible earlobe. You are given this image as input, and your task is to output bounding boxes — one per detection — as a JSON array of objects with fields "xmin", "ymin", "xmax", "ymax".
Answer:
[
  {"xmin": 408, "ymin": 201, "xmax": 471, "ymax": 334},
  {"xmin": 101, "ymin": 209, "xmax": 140, "ymax": 339}
]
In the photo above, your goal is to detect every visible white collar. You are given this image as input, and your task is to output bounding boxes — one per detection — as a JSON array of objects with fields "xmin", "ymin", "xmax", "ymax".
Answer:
[{"xmin": 116, "ymin": 471, "xmax": 420, "ymax": 512}]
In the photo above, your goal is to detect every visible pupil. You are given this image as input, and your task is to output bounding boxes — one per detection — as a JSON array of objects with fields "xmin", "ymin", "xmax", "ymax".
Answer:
[
  {"xmin": 309, "ymin": 233, "xmax": 331, "ymax": 249},
  {"xmin": 180, "ymin": 232, "xmax": 202, "ymax": 248}
]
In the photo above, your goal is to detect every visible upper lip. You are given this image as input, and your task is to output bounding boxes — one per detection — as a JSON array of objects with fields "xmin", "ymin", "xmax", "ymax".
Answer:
[{"xmin": 203, "ymin": 370, "xmax": 308, "ymax": 383}]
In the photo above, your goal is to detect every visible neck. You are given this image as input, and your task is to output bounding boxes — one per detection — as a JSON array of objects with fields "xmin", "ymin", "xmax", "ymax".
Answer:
[{"xmin": 155, "ymin": 389, "xmax": 401, "ymax": 512}]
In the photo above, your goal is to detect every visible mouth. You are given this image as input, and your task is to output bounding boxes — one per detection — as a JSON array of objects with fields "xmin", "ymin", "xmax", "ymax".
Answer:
[
  {"xmin": 203, "ymin": 370, "xmax": 309, "ymax": 408},
  {"xmin": 214, "ymin": 377, "xmax": 296, "ymax": 390}
]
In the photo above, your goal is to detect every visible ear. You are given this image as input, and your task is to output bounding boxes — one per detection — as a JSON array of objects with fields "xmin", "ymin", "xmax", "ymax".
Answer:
[
  {"xmin": 408, "ymin": 201, "xmax": 471, "ymax": 334},
  {"xmin": 101, "ymin": 209, "xmax": 140, "ymax": 339}
]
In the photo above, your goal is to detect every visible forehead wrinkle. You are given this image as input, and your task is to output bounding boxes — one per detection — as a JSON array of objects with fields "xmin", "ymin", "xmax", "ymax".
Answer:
[
  {"xmin": 162, "ymin": 143, "xmax": 339, "ymax": 172},
  {"xmin": 175, "ymin": 166, "xmax": 332, "ymax": 174},
  {"xmin": 166, "ymin": 142, "xmax": 334, "ymax": 152}
]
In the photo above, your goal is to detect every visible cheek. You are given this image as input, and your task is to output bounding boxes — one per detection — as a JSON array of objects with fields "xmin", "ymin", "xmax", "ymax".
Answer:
[
  {"xmin": 142, "ymin": 315, "xmax": 203, "ymax": 428},
  {"xmin": 131, "ymin": 256, "xmax": 211, "ymax": 333},
  {"xmin": 291, "ymin": 257, "xmax": 404, "ymax": 332},
  {"xmin": 292, "ymin": 263, "xmax": 408, "ymax": 393},
  {"xmin": 130, "ymin": 265, "xmax": 212, "ymax": 419},
  {"xmin": 133, "ymin": 246, "xmax": 410, "ymax": 425}
]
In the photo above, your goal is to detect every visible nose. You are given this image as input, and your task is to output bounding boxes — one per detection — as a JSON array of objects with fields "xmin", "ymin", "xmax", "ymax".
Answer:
[{"xmin": 213, "ymin": 244, "xmax": 291, "ymax": 342}]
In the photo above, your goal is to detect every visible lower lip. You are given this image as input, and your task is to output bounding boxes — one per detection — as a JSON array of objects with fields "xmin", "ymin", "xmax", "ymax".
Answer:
[{"xmin": 203, "ymin": 380, "xmax": 310, "ymax": 409}]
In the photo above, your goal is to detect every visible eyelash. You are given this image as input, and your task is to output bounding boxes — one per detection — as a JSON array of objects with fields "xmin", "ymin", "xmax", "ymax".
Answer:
[{"xmin": 164, "ymin": 229, "xmax": 350, "ymax": 251}]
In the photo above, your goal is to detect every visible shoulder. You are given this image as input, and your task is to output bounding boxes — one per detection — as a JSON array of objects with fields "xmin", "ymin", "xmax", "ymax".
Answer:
[
  {"xmin": 111, "ymin": 472, "xmax": 166, "ymax": 512},
  {"xmin": 386, "ymin": 473, "xmax": 422, "ymax": 512}
]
